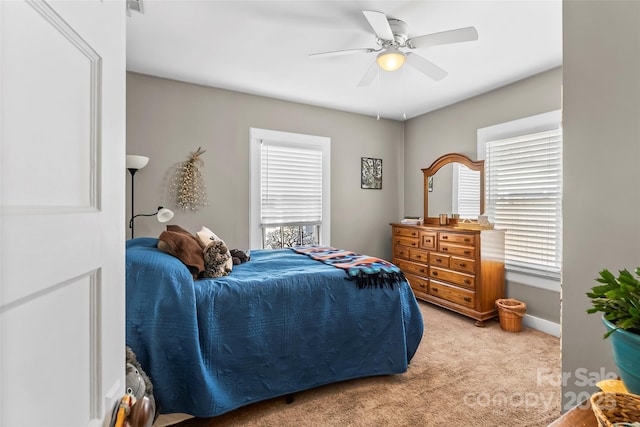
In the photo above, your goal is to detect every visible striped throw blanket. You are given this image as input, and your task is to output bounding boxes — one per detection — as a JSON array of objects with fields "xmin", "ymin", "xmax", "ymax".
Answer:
[{"xmin": 291, "ymin": 245, "xmax": 405, "ymax": 289}]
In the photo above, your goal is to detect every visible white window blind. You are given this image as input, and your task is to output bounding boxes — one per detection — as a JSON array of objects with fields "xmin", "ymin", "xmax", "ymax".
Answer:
[
  {"xmin": 454, "ymin": 163, "xmax": 481, "ymax": 218},
  {"xmin": 485, "ymin": 128, "xmax": 562, "ymax": 276},
  {"xmin": 260, "ymin": 140, "xmax": 323, "ymax": 226}
]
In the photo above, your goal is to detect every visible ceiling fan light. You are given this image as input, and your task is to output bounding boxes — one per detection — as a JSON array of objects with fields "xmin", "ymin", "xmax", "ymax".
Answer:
[{"xmin": 376, "ymin": 48, "xmax": 405, "ymax": 72}]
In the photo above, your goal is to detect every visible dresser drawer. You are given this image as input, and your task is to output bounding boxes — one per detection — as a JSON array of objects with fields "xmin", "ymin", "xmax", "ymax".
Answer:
[
  {"xmin": 429, "ymin": 252, "xmax": 450, "ymax": 268},
  {"xmin": 420, "ymin": 232, "xmax": 437, "ymax": 250},
  {"xmin": 429, "ymin": 280, "xmax": 475, "ymax": 309},
  {"xmin": 451, "ymin": 256, "xmax": 475, "ymax": 274},
  {"xmin": 439, "ymin": 232, "xmax": 476, "ymax": 247},
  {"xmin": 405, "ymin": 273, "xmax": 429, "ymax": 298},
  {"xmin": 409, "ymin": 248, "xmax": 429, "ymax": 264},
  {"xmin": 439, "ymin": 243, "xmax": 474, "ymax": 258},
  {"xmin": 393, "ymin": 246, "xmax": 411, "ymax": 260},
  {"xmin": 393, "ymin": 226, "xmax": 420, "ymax": 238},
  {"xmin": 396, "ymin": 259, "xmax": 428, "ymax": 278},
  {"xmin": 393, "ymin": 236, "xmax": 419, "ymax": 249},
  {"xmin": 429, "ymin": 267, "xmax": 475, "ymax": 289}
]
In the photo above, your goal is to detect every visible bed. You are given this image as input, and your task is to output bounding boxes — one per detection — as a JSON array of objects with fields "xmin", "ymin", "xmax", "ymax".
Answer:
[{"xmin": 125, "ymin": 237, "xmax": 424, "ymax": 418}]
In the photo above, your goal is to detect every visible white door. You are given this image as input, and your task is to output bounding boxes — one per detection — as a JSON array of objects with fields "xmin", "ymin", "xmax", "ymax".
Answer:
[{"xmin": 0, "ymin": 1, "xmax": 126, "ymax": 426}]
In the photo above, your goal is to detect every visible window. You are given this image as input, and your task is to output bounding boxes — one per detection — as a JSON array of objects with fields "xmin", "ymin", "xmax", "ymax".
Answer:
[
  {"xmin": 478, "ymin": 111, "xmax": 562, "ymax": 280},
  {"xmin": 249, "ymin": 128, "xmax": 330, "ymax": 250},
  {"xmin": 453, "ymin": 163, "xmax": 481, "ymax": 218}
]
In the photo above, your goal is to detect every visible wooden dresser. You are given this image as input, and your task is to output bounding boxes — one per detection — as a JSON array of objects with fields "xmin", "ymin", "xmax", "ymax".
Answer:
[{"xmin": 391, "ymin": 223, "xmax": 505, "ymax": 326}]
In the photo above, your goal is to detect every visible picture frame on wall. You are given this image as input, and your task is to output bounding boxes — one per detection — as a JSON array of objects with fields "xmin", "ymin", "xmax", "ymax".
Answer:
[{"xmin": 361, "ymin": 157, "xmax": 382, "ymax": 189}]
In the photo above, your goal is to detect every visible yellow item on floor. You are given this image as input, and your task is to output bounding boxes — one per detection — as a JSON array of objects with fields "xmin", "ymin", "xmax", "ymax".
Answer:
[{"xmin": 597, "ymin": 379, "xmax": 629, "ymax": 393}]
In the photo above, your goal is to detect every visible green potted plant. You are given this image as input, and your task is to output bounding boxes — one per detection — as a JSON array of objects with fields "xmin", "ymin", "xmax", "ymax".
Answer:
[{"xmin": 587, "ymin": 267, "xmax": 640, "ymax": 394}]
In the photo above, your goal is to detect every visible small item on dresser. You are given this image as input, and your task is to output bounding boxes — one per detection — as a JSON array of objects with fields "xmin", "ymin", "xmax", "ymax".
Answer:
[
  {"xmin": 478, "ymin": 215, "xmax": 490, "ymax": 226},
  {"xmin": 439, "ymin": 214, "xmax": 448, "ymax": 226},
  {"xmin": 401, "ymin": 216, "xmax": 423, "ymax": 225}
]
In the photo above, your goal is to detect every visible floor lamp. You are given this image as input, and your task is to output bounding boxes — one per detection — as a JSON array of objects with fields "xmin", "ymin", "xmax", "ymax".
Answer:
[
  {"xmin": 126, "ymin": 155, "xmax": 149, "ymax": 238},
  {"xmin": 126, "ymin": 155, "xmax": 175, "ymax": 238},
  {"xmin": 129, "ymin": 206, "xmax": 174, "ymax": 235}
]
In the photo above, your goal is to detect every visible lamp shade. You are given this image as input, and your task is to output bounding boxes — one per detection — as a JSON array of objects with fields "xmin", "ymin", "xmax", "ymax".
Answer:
[
  {"xmin": 376, "ymin": 47, "xmax": 405, "ymax": 72},
  {"xmin": 157, "ymin": 207, "xmax": 174, "ymax": 223},
  {"xmin": 126, "ymin": 155, "xmax": 149, "ymax": 170}
]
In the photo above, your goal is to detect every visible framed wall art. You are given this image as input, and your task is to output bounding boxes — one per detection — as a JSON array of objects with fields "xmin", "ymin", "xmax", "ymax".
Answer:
[{"xmin": 361, "ymin": 157, "xmax": 382, "ymax": 190}]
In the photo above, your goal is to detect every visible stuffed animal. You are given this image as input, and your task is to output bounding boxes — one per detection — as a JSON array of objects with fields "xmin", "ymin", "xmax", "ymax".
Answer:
[
  {"xmin": 202, "ymin": 239, "xmax": 232, "ymax": 278},
  {"xmin": 122, "ymin": 346, "xmax": 158, "ymax": 427},
  {"xmin": 230, "ymin": 249, "xmax": 251, "ymax": 265},
  {"xmin": 126, "ymin": 347, "xmax": 154, "ymax": 398},
  {"xmin": 196, "ymin": 226, "xmax": 233, "ymax": 273},
  {"xmin": 126, "ymin": 363, "xmax": 146, "ymax": 400}
]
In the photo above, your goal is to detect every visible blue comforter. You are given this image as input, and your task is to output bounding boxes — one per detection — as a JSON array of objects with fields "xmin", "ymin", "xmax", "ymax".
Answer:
[{"xmin": 126, "ymin": 238, "xmax": 423, "ymax": 417}]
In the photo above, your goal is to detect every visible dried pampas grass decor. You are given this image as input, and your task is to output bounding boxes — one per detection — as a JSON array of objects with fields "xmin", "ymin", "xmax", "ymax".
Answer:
[{"xmin": 170, "ymin": 147, "xmax": 209, "ymax": 212}]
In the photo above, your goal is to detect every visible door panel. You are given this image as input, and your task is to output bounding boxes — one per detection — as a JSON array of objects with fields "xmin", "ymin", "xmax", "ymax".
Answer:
[{"xmin": 1, "ymin": 1, "xmax": 125, "ymax": 426}]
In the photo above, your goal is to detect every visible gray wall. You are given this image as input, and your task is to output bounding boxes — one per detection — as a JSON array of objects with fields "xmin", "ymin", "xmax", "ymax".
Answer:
[
  {"xmin": 126, "ymin": 72, "xmax": 404, "ymax": 259},
  {"xmin": 403, "ymin": 67, "xmax": 563, "ymax": 325},
  {"xmin": 562, "ymin": 1, "xmax": 640, "ymax": 409}
]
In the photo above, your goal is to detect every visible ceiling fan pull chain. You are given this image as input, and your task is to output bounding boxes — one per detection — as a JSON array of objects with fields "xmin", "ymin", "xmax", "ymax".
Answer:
[
  {"xmin": 376, "ymin": 66, "xmax": 381, "ymax": 120},
  {"xmin": 402, "ymin": 64, "xmax": 407, "ymax": 120}
]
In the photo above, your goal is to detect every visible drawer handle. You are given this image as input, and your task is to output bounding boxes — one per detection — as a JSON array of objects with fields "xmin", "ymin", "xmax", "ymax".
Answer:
[
  {"xmin": 432, "ymin": 271, "xmax": 438, "ymax": 276},
  {"xmin": 442, "ymin": 236, "xmax": 448, "ymax": 240},
  {"xmin": 442, "ymin": 248, "xmax": 448, "ymax": 252},
  {"xmin": 464, "ymin": 279, "xmax": 471, "ymax": 285},
  {"xmin": 419, "ymin": 268, "xmax": 426, "ymax": 274},
  {"xmin": 459, "ymin": 263, "xmax": 466, "ymax": 267},
  {"xmin": 464, "ymin": 238, "xmax": 470, "ymax": 243},
  {"xmin": 435, "ymin": 258, "xmax": 442, "ymax": 262},
  {"xmin": 464, "ymin": 250, "xmax": 471, "ymax": 255},
  {"xmin": 463, "ymin": 297, "xmax": 471, "ymax": 302},
  {"xmin": 416, "ymin": 254, "xmax": 422, "ymax": 259},
  {"xmin": 412, "ymin": 232, "xmax": 417, "ymax": 236},
  {"xmin": 411, "ymin": 242, "xmax": 417, "ymax": 247},
  {"xmin": 432, "ymin": 287, "xmax": 438, "ymax": 292}
]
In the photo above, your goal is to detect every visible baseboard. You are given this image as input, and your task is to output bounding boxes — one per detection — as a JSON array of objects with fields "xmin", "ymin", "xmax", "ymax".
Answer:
[{"xmin": 522, "ymin": 313, "xmax": 560, "ymax": 337}]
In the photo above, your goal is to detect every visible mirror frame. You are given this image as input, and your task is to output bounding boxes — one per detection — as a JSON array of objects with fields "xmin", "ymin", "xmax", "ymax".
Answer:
[{"xmin": 421, "ymin": 153, "xmax": 485, "ymax": 225}]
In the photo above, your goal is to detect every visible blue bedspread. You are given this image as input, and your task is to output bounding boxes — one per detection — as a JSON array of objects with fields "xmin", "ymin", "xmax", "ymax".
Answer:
[{"xmin": 126, "ymin": 238, "xmax": 423, "ymax": 417}]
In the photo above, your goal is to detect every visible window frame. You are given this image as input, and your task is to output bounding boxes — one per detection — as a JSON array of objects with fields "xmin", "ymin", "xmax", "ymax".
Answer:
[
  {"xmin": 477, "ymin": 110, "xmax": 562, "ymax": 290},
  {"xmin": 249, "ymin": 128, "xmax": 331, "ymax": 250}
]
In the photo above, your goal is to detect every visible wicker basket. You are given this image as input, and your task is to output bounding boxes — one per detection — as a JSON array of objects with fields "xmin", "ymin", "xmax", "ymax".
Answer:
[
  {"xmin": 590, "ymin": 391, "xmax": 640, "ymax": 426},
  {"xmin": 495, "ymin": 298, "xmax": 527, "ymax": 332}
]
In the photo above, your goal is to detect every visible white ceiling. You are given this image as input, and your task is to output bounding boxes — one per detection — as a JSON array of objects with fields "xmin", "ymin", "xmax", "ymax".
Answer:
[{"xmin": 126, "ymin": 0, "xmax": 562, "ymax": 121}]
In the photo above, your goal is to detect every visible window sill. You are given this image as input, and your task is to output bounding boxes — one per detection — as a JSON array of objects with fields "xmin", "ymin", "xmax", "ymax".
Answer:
[{"xmin": 505, "ymin": 268, "xmax": 561, "ymax": 292}]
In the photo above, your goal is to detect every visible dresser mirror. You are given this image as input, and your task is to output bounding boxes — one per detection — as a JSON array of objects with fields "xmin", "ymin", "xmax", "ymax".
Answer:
[{"xmin": 422, "ymin": 153, "xmax": 484, "ymax": 225}]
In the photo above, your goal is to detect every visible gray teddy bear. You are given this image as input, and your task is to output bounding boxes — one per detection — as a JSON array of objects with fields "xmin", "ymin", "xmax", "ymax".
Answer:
[{"xmin": 201, "ymin": 239, "xmax": 232, "ymax": 278}]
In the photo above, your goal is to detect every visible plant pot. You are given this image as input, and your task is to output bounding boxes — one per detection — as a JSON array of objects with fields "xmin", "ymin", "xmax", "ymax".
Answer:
[{"xmin": 603, "ymin": 316, "xmax": 640, "ymax": 394}]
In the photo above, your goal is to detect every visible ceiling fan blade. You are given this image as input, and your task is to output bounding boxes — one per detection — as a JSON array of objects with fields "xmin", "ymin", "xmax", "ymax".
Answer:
[
  {"xmin": 309, "ymin": 47, "xmax": 373, "ymax": 58},
  {"xmin": 357, "ymin": 61, "xmax": 378, "ymax": 87},
  {"xmin": 408, "ymin": 26, "xmax": 478, "ymax": 49},
  {"xmin": 362, "ymin": 10, "xmax": 394, "ymax": 41},
  {"xmin": 406, "ymin": 53, "xmax": 448, "ymax": 81}
]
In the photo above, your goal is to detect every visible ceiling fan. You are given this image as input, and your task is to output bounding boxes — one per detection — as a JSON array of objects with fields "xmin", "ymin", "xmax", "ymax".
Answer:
[{"xmin": 309, "ymin": 10, "xmax": 478, "ymax": 86}]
